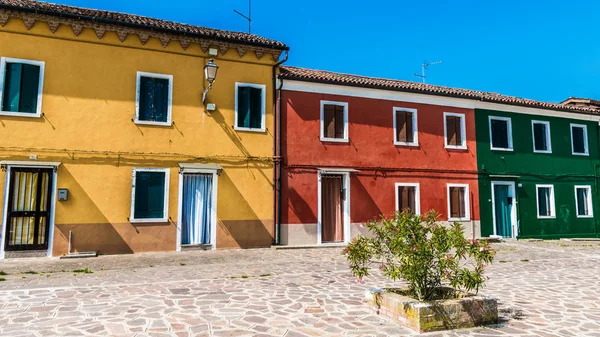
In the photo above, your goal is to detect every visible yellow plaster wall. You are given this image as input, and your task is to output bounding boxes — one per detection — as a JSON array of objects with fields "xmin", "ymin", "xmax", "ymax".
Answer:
[{"xmin": 0, "ymin": 18, "xmax": 277, "ymax": 254}]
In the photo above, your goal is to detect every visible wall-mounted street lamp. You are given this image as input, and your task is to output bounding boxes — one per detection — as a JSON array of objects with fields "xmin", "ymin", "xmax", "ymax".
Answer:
[{"xmin": 202, "ymin": 58, "xmax": 219, "ymax": 105}]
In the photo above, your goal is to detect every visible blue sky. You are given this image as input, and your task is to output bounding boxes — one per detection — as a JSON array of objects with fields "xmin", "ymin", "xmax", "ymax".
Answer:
[{"xmin": 50, "ymin": 0, "xmax": 600, "ymax": 103}]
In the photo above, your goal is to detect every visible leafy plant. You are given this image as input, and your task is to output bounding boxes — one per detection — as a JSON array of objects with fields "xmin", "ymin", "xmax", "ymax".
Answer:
[
  {"xmin": 345, "ymin": 210, "xmax": 495, "ymax": 301},
  {"xmin": 72, "ymin": 268, "xmax": 93, "ymax": 274}
]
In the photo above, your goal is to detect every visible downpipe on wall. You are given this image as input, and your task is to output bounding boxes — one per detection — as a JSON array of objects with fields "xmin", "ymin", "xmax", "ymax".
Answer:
[{"xmin": 272, "ymin": 51, "xmax": 288, "ymax": 246}]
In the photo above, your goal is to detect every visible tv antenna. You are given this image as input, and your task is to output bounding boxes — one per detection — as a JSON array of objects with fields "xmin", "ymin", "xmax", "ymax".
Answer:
[
  {"xmin": 414, "ymin": 60, "xmax": 442, "ymax": 83},
  {"xmin": 234, "ymin": 0, "xmax": 252, "ymax": 34}
]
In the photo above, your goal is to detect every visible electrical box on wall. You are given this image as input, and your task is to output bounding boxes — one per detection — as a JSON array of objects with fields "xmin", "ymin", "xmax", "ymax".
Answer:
[{"xmin": 58, "ymin": 189, "xmax": 68, "ymax": 201}]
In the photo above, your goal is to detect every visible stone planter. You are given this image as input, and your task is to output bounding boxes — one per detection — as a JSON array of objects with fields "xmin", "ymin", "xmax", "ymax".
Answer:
[{"xmin": 365, "ymin": 288, "xmax": 498, "ymax": 333}]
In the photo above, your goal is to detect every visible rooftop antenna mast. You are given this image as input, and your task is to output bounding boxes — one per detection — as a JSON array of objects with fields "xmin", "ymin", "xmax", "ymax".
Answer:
[
  {"xmin": 234, "ymin": 0, "xmax": 252, "ymax": 34},
  {"xmin": 414, "ymin": 60, "xmax": 442, "ymax": 83}
]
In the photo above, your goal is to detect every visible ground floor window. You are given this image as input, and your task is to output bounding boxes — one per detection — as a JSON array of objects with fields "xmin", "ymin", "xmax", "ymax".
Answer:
[
  {"xmin": 130, "ymin": 168, "xmax": 170, "ymax": 222},
  {"xmin": 574, "ymin": 185, "xmax": 593, "ymax": 218},
  {"xmin": 395, "ymin": 183, "xmax": 420, "ymax": 214},
  {"xmin": 536, "ymin": 185, "xmax": 555, "ymax": 219},
  {"xmin": 447, "ymin": 184, "xmax": 470, "ymax": 221}
]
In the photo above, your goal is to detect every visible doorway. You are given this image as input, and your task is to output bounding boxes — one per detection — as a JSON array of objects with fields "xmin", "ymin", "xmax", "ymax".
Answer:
[
  {"xmin": 177, "ymin": 170, "xmax": 218, "ymax": 250},
  {"xmin": 4, "ymin": 168, "xmax": 54, "ymax": 251},
  {"xmin": 491, "ymin": 181, "xmax": 517, "ymax": 238},
  {"xmin": 318, "ymin": 172, "xmax": 350, "ymax": 244}
]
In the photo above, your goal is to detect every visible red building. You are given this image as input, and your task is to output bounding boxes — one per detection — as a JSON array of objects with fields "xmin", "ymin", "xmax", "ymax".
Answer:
[{"xmin": 277, "ymin": 67, "xmax": 480, "ymax": 245}]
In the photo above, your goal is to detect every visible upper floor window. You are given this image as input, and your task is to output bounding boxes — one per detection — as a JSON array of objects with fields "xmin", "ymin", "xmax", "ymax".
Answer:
[
  {"xmin": 130, "ymin": 168, "xmax": 170, "ymax": 223},
  {"xmin": 0, "ymin": 57, "xmax": 45, "ymax": 118},
  {"xmin": 536, "ymin": 184, "xmax": 555, "ymax": 219},
  {"xmin": 135, "ymin": 72, "xmax": 173, "ymax": 126},
  {"xmin": 393, "ymin": 107, "xmax": 418, "ymax": 146},
  {"xmin": 447, "ymin": 184, "xmax": 470, "ymax": 221},
  {"xmin": 570, "ymin": 124, "xmax": 589, "ymax": 156},
  {"xmin": 575, "ymin": 185, "xmax": 593, "ymax": 218},
  {"xmin": 235, "ymin": 82, "xmax": 266, "ymax": 132},
  {"xmin": 395, "ymin": 183, "xmax": 420, "ymax": 215},
  {"xmin": 489, "ymin": 116, "xmax": 513, "ymax": 151},
  {"xmin": 532, "ymin": 120, "xmax": 551, "ymax": 153},
  {"xmin": 444, "ymin": 112, "xmax": 466, "ymax": 149},
  {"xmin": 320, "ymin": 100, "xmax": 348, "ymax": 142}
]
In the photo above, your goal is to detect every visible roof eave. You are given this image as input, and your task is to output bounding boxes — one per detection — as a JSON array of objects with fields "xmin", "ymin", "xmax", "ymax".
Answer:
[
  {"xmin": 0, "ymin": 3, "xmax": 289, "ymax": 51},
  {"xmin": 279, "ymin": 75, "xmax": 599, "ymax": 116}
]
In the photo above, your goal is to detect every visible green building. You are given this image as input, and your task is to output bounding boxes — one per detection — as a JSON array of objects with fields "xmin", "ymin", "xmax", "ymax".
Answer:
[{"xmin": 476, "ymin": 108, "xmax": 600, "ymax": 239}]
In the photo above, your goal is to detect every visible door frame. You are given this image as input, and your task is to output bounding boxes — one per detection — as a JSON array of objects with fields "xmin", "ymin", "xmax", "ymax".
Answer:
[
  {"xmin": 490, "ymin": 181, "xmax": 518, "ymax": 238},
  {"xmin": 176, "ymin": 168, "xmax": 219, "ymax": 251},
  {"xmin": 317, "ymin": 170, "xmax": 351, "ymax": 245},
  {"xmin": 0, "ymin": 162, "xmax": 59, "ymax": 259}
]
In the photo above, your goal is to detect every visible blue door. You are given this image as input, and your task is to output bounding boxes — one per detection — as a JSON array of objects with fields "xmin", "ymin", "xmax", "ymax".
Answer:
[
  {"xmin": 493, "ymin": 184, "xmax": 514, "ymax": 238},
  {"xmin": 181, "ymin": 174, "xmax": 213, "ymax": 245}
]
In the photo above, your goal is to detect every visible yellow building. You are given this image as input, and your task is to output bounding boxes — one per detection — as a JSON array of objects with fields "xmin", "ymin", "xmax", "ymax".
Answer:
[{"xmin": 0, "ymin": 0, "xmax": 288, "ymax": 258}]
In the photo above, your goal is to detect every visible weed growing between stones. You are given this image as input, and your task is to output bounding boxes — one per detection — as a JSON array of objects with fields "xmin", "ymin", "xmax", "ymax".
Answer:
[{"xmin": 73, "ymin": 268, "xmax": 93, "ymax": 274}]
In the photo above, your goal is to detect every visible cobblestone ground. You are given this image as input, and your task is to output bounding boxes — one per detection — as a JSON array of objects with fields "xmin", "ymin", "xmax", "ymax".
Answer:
[{"xmin": 0, "ymin": 240, "xmax": 599, "ymax": 336}]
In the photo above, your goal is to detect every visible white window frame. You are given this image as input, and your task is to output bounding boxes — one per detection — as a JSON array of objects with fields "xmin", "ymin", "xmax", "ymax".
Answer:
[
  {"xmin": 488, "ymin": 116, "xmax": 513, "ymax": 151},
  {"xmin": 574, "ymin": 185, "xmax": 593, "ymax": 218},
  {"xmin": 536, "ymin": 184, "xmax": 555, "ymax": 219},
  {"xmin": 135, "ymin": 71, "xmax": 173, "ymax": 126},
  {"xmin": 0, "ymin": 57, "xmax": 45, "ymax": 118},
  {"xmin": 234, "ymin": 82, "xmax": 267, "ymax": 132},
  {"xmin": 130, "ymin": 168, "xmax": 170, "ymax": 223},
  {"xmin": 531, "ymin": 120, "xmax": 552, "ymax": 154},
  {"xmin": 443, "ymin": 112, "xmax": 467, "ymax": 150},
  {"xmin": 570, "ymin": 123, "xmax": 589, "ymax": 156},
  {"xmin": 446, "ymin": 183, "xmax": 470, "ymax": 221},
  {"xmin": 320, "ymin": 100, "xmax": 349, "ymax": 143},
  {"xmin": 393, "ymin": 107, "xmax": 418, "ymax": 146},
  {"xmin": 395, "ymin": 182, "xmax": 421, "ymax": 215}
]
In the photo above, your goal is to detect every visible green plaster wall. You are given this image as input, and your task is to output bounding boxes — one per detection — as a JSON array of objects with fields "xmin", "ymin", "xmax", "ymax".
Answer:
[{"xmin": 475, "ymin": 109, "xmax": 600, "ymax": 239}]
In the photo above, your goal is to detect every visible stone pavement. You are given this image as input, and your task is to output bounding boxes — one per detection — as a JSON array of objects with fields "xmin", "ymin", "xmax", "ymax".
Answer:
[{"xmin": 0, "ymin": 240, "xmax": 599, "ymax": 336}]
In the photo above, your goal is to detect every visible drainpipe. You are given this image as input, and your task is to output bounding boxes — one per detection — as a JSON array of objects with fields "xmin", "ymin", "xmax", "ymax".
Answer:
[{"xmin": 272, "ymin": 51, "xmax": 288, "ymax": 245}]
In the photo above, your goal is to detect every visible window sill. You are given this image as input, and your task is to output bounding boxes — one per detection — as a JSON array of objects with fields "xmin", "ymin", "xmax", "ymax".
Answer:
[
  {"xmin": 537, "ymin": 216, "xmax": 555, "ymax": 219},
  {"xmin": 445, "ymin": 145, "xmax": 467, "ymax": 150},
  {"xmin": 394, "ymin": 142, "xmax": 419, "ymax": 147},
  {"xmin": 134, "ymin": 120, "xmax": 172, "ymax": 127},
  {"xmin": 0, "ymin": 111, "xmax": 41, "ymax": 118},
  {"xmin": 448, "ymin": 217, "xmax": 471, "ymax": 222},
  {"xmin": 490, "ymin": 147, "xmax": 513, "ymax": 152},
  {"xmin": 533, "ymin": 150, "xmax": 552, "ymax": 154},
  {"xmin": 130, "ymin": 218, "xmax": 168, "ymax": 224},
  {"xmin": 321, "ymin": 137, "xmax": 349, "ymax": 143},
  {"xmin": 576, "ymin": 215, "xmax": 594, "ymax": 219},
  {"xmin": 572, "ymin": 152, "xmax": 590, "ymax": 156},
  {"xmin": 234, "ymin": 126, "xmax": 266, "ymax": 133}
]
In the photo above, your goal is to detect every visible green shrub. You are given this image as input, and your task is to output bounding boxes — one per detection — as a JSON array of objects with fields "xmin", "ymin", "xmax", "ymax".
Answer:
[{"xmin": 345, "ymin": 210, "xmax": 495, "ymax": 301}]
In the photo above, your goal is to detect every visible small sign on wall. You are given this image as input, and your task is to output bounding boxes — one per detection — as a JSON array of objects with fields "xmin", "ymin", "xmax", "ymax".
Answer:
[{"xmin": 58, "ymin": 189, "xmax": 68, "ymax": 201}]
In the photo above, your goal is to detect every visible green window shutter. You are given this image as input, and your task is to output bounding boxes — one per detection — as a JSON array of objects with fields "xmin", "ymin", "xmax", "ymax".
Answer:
[
  {"xmin": 153, "ymin": 78, "xmax": 169, "ymax": 123},
  {"xmin": 2, "ymin": 63, "xmax": 23, "ymax": 112},
  {"xmin": 237, "ymin": 86, "xmax": 251, "ymax": 128},
  {"xmin": 19, "ymin": 64, "xmax": 40, "ymax": 114},
  {"xmin": 139, "ymin": 77, "xmax": 155, "ymax": 121},
  {"xmin": 134, "ymin": 171, "xmax": 166, "ymax": 219},
  {"xmin": 249, "ymin": 87, "xmax": 262, "ymax": 129},
  {"xmin": 572, "ymin": 127, "xmax": 585, "ymax": 153}
]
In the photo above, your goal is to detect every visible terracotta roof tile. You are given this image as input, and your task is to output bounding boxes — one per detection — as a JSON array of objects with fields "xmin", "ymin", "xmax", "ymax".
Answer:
[
  {"xmin": 0, "ymin": 0, "xmax": 288, "ymax": 50},
  {"xmin": 280, "ymin": 66, "xmax": 600, "ymax": 115}
]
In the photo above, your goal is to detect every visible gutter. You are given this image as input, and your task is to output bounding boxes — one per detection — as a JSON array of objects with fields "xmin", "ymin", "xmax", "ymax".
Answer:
[
  {"xmin": 272, "ymin": 50, "xmax": 289, "ymax": 245},
  {"xmin": 0, "ymin": 4, "xmax": 289, "ymax": 51}
]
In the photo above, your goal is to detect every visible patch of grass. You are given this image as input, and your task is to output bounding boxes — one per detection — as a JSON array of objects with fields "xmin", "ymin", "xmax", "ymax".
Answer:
[
  {"xmin": 22, "ymin": 271, "xmax": 38, "ymax": 275},
  {"xmin": 229, "ymin": 274, "xmax": 252, "ymax": 279},
  {"xmin": 499, "ymin": 260, "xmax": 509, "ymax": 263},
  {"xmin": 241, "ymin": 275, "xmax": 249, "ymax": 279},
  {"xmin": 0, "ymin": 278, "xmax": 5, "ymax": 282},
  {"xmin": 72, "ymin": 268, "xmax": 93, "ymax": 274},
  {"xmin": 520, "ymin": 259, "xmax": 530, "ymax": 262},
  {"xmin": 259, "ymin": 274, "xmax": 271, "ymax": 277},
  {"xmin": 0, "ymin": 271, "xmax": 7, "ymax": 276},
  {"xmin": 179, "ymin": 263, "xmax": 186, "ymax": 266},
  {"xmin": 21, "ymin": 276, "xmax": 26, "ymax": 279}
]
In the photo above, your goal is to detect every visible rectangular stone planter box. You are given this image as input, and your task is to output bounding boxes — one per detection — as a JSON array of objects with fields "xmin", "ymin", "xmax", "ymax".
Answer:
[{"xmin": 365, "ymin": 288, "xmax": 498, "ymax": 333}]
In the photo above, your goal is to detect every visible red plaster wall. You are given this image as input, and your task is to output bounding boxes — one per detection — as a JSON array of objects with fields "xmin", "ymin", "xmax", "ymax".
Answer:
[{"xmin": 281, "ymin": 89, "xmax": 479, "ymax": 224}]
